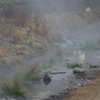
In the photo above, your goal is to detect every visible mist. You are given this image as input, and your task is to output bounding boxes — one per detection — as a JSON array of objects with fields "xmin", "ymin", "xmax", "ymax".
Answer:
[{"xmin": 0, "ymin": 0, "xmax": 100, "ymax": 100}]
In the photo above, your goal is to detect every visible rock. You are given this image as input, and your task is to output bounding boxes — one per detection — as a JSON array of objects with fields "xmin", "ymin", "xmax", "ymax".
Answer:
[
  {"xmin": 43, "ymin": 74, "xmax": 51, "ymax": 85},
  {"xmin": 62, "ymin": 38, "xmax": 67, "ymax": 41},
  {"xmin": 7, "ymin": 98, "xmax": 16, "ymax": 100},
  {"xmin": 59, "ymin": 43, "xmax": 67, "ymax": 48},
  {"xmin": 85, "ymin": 7, "xmax": 91, "ymax": 12},
  {"xmin": 65, "ymin": 58, "xmax": 71, "ymax": 62},
  {"xmin": 43, "ymin": 74, "xmax": 51, "ymax": 80},
  {"xmin": 73, "ymin": 40, "xmax": 79, "ymax": 45},
  {"xmin": 50, "ymin": 72, "xmax": 66, "ymax": 74},
  {"xmin": 0, "ymin": 98, "xmax": 5, "ymax": 100},
  {"xmin": 93, "ymin": 56, "xmax": 100, "ymax": 59},
  {"xmin": 52, "ymin": 43, "xmax": 59, "ymax": 46},
  {"xmin": 41, "ymin": 69, "xmax": 52, "ymax": 74},
  {"xmin": 66, "ymin": 40, "xmax": 73, "ymax": 45},
  {"xmin": 73, "ymin": 67, "xmax": 85, "ymax": 74}
]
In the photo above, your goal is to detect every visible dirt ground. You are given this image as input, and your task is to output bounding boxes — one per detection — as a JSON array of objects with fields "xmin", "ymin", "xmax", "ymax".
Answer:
[{"xmin": 63, "ymin": 75, "xmax": 100, "ymax": 100}]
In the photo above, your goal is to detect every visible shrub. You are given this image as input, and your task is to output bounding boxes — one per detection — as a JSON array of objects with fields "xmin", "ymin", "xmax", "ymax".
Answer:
[
  {"xmin": 0, "ymin": 76, "xmax": 26, "ymax": 97},
  {"xmin": 89, "ymin": 64, "xmax": 99, "ymax": 68},
  {"xmin": 67, "ymin": 63, "xmax": 83, "ymax": 68},
  {"xmin": 81, "ymin": 41, "xmax": 100, "ymax": 51},
  {"xmin": 23, "ymin": 65, "xmax": 41, "ymax": 82}
]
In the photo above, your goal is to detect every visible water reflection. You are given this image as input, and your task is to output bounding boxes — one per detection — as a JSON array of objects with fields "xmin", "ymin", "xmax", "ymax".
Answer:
[
  {"xmin": 78, "ymin": 51, "xmax": 85, "ymax": 63},
  {"xmin": 43, "ymin": 79, "xmax": 51, "ymax": 85},
  {"xmin": 43, "ymin": 74, "xmax": 52, "ymax": 85},
  {"xmin": 72, "ymin": 50, "xmax": 85, "ymax": 63}
]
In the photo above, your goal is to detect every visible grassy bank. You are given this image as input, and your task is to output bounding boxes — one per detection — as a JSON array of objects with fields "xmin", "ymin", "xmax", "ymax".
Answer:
[{"xmin": 0, "ymin": 6, "xmax": 59, "ymax": 67}]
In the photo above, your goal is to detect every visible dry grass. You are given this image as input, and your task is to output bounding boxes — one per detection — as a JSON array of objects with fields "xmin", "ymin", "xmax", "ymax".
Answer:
[
  {"xmin": 15, "ymin": 45, "xmax": 35, "ymax": 57},
  {"xmin": 6, "ymin": 47, "xmax": 15, "ymax": 53},
  {"xmin": 64, "ymin": 76, "xmax": 100, "ymax": 100},
  {"xmin": 44, "ymin": 10, "xmax": 100, "ymax": 30},
  {"xmin": 0, "ymin": 75, "xmax": 27, "ymax": 97},
  {"xmin": 2, "ymin": 7, "xmax": 99, "ymax": 67},
  {"xmin": 0, "ymin": 50, "xmax": 7, "ymax": 58},
  {"xmin": 0, "ymin": 55, "xmax": 23, "ymax": 67},
  {"xmin": 0, "ymin": 65, "xmax": 40, "ymax": 97},
  {"xmin": 28, "ymin": 41, "xmax": 44, "ymax": 49}
]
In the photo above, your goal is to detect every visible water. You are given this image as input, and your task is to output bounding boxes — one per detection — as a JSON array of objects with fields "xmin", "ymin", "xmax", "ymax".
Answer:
[{"xmin": 30, "ymin": 21, "xmax": 100, "ymax": 100}]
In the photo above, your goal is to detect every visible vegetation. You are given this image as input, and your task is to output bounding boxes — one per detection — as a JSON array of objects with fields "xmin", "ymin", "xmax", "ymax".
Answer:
[
  {"xmin": 0, "ymin": 0, "xmax": 100, "ymax": 99},
  {"xmin": 66, "ymin": 63, "xmax": 83, "ymax": 68},
  {"xmin": 0, "ymin": 76, "xmax": 26, "ymax": 97},
  {"xmin": 0, "ymin": 65, "xmax": 42, "ymax": 97},
  {"xmin": 23, "ymin": 65, "xmax": 41, "ymax": 82},
  {"xmin": 40, "ymin": 58, "xmax": 55, "ymax": 70},
  {"xmin": 0, "ymin": 4, "xmax": 59, "ymax": 67},
  {"xmin": 44, "ymin": 9, "xmax": 100, "ymax": 30},
  {"xmin": 81, "ymin": 42, "xmax": 100, "ymax": 51},
  {"xmin": 98, "ymin": 39, "xmax": 100, "ymax": 45},
  {"xmin": 89, "ymin": 64, "xmax": 99, "ymax": 68}
]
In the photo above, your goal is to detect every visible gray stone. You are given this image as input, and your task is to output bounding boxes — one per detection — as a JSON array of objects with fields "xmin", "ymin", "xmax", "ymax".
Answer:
[
  {"xmin": 93, "ymin": 56, "xmax": 100, "ymax": 59},
  {"xmin": 65, "ymin": 58, "xmax": 71, "ymax": 61},
  {"xmin": 85, "ymin": 7, "xmax": 91, "ymax": 12},
  {"xmin": 73, "ymin": 67, "xmax": 85, "ymax": 73},
  {"xmin": 73, "ymin": 40, "xmax": 79, "ymax": 45},
  {"xmin": 43, "ymin": 74, "xmax": 51, "ymax": 81},
  {"xmin": 52, "ymin": 43, "xmax": 59, "ymax": 46},
  {"xmin": 41, "ymin": 69, "xmax": 52, "ymax": 74},
  {"xmin": 59, "ymin": 43, "xmax": 67, "ymax": 48},
  {"xmin": 50, "ymin": 72, "xmax": 66, "ymax": 74},
  {"xmin": 66, "ymin": 40, "xmax": 73, "ymax": 45}
]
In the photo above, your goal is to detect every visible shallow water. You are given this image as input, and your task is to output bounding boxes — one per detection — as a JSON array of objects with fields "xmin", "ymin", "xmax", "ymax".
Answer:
[{"xmin": 30, "ymin": 21, "xmax": 100, "ymax": 100}]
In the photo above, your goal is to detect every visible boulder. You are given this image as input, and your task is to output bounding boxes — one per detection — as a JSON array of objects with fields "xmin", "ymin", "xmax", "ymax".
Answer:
[
  {"xmin": 43, "ymin": 74, "xmax": 51, "ymax": 80},
  {"xmin": 73, "ymin": 67, "xmax": 85, "ymax": 74},
  {"xmin": 65, "ymin": 58, "xmax": 71, "ymax": 62}
]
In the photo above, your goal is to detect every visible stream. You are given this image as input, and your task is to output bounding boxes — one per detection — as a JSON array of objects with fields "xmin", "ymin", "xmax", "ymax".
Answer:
[{"xmin": 29, "ymin": 21, "xmax": 100, "ymax": 100}]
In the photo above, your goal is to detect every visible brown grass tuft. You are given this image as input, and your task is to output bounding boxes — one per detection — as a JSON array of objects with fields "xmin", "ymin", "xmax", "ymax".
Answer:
[
  {"xmin": 14, "ymin": 45, "xmax": 35, "ymax": 57},
  {"xmin": 6, "ymin": 47, "xmax": 15, "ymax": 53},
  {"xmin": 11, "ymin": 55, "xmax": 23, "ymax": 63},
  {"xmin": 0, "ymin": 55, "xmax": 23, "ymax": 67}
]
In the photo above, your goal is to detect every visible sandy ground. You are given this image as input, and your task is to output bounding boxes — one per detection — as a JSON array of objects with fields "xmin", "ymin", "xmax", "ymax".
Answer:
[{"xmin": 63, "ymin": 73, "xmax": 100, "ymax": 100}]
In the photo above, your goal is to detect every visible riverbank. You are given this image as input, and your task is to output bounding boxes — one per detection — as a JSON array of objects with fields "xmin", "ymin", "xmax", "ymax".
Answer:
[
  {"xmin": 64, "ymin": 71, "xmax": 100, "ymax": 100},
  {"xmin": 43, "ymin": 69, "xmax": 100, "ymax": 100}
]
